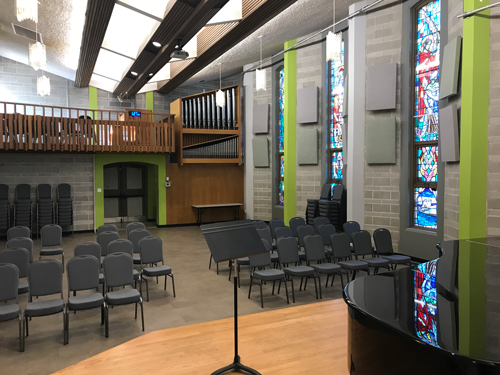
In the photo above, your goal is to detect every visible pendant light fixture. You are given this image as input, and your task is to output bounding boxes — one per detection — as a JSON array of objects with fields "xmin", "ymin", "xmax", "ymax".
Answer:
[
  {"xmin": 256, "ymin": 35, "xmax": 266, "ymax": 91},
  {"xmin": 216, "ymin": 63, "xmax": 225, "ymax": 107},
  {"xmin": 17, "ymin": 0, "xmax": 38, "ymax": 22},
  {"xmin": 37, "ymin": 74, "xmax": 50, "ymax": 97},
  {"xmin": 29, "ymin": 41, "xmax": 46, "ymax": 71},
  {"xmin": 326, "ymin": 0, "xmax": 342, "ymax": 62}
]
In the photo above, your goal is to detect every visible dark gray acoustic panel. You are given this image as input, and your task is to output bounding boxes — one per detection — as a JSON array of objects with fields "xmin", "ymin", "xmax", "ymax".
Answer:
[
  {"xmin": 440, "ymin": 104, "xmax": 459, "ymax": 162},
  {"xmin": 366, "ymin": 63, "xmax": 397, "ymax": 111},
  {"xmin": 297, "ymin": 86, "xmax": 318, "ymax": 123},
  {"xmin": 440, "ymin": 36, "xmax": 462, "ymax": 99},
  {"xmin": 252, "ymin": 138, "xmax": 269, "ymax": 167},
  {"xmin": 366, "ymin": 117, "xmax": 396, "ymax": 164},
  {"xmin": 297, "ymin": 128, "xmax": 318, "ymax": 165},
  {"xmin": 253, "ymin": 104, "xmax": 269, "ymax": 134}
]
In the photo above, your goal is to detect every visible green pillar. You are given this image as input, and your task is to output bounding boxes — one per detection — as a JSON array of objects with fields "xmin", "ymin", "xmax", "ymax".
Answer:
[
  {"xmin": 284, "ymin": 39, "xmax": 297, "ymax": 223},
  {"xmin": 146, "ymin": 91, "xmax": 154, "ymax": 112},
  {"xmin": 458, "ymin": 0, "xmax": 490, "ymax": 239},
  {"xmin": 89, "ymin": 86, "xmax": 97, "ymax": 114}
]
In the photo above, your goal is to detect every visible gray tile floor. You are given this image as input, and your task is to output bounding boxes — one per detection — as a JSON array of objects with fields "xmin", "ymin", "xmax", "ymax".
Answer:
[{"xmin": 0, "ymin": 226, "xmax": 345, "ymax": 375}]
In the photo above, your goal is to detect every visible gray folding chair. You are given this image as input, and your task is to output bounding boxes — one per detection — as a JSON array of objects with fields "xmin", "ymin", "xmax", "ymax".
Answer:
[
  {"xmin": 352, "ymin": 230, "xmax": 391, "ymax": 274},
  {"xmin": 253, "ymin": 220, "xmax": 267, "ymax": 230},
  {"xmin": 7, "ymin": 226, "xmax": 30, "ymax": 241},
  {"xmin": 23, "ymin": 260, "xmax": 66, "ymax": 349},
  {"xmin": 103, "ymin": 253, "xmax": 144, "ymax": 337},
  {"xmin": 74, "ymin": 242, "xmax": 104, "ymax": 289},
  {"xmin": 303, "ymin": 234, "xmax": 343, "ymax": 293},
  {"xmin": 289, "ymin": 217, "xmax": 306, "ymax": 237},
  {"xmin": 248, "ymin": 239, "xmax": 289, "ymax": 308},
  {"xmin": 139, "ymin": 236, "xmax": 175, "ymax": 302},
  {"xmin": 330, "ymin": 232, "xmax": 369, "ymax": 281},
  {"xmin": 318, "ymin": 224, "xmax": 336, "ymax": 257},
  {"xmin": 256, "ymin": 228, "xmax": 279, "ymax": 266},
  {"xmin": 373, "ymin": 228, "xmax": 412, "ymax": 269},
  {"xmin": 0, "ymin": 263, "xmax": 23, "ymax": 352},
  {"xmin": 96, "ymin": 224, "xmax": 118, "ymax": 235},
  {"xmin": 269, "ymin": 219, "xmax": 285, "ymax": 241},
  {"xmin": 40, "ymin": 224, "xmax": 64, "ymax": 268},
  {"xmin": 343, "ymin": 221, "xmax": 361, "ymax": 246},
  {"xmin": 129, "ymin": 228, "xmax": 151, "ymax": 265},
  {"xmin": 0, "ymin": 248, "xmax": 30, "ymax": 295},
  {"xmin": 65, "ymin": 255, "xmax": 105, "ymax": 343},
  {"xmin": 313, "ymin": 217, "xmax": 330, "ymax": 234},
  {"xmin": 97, "ymin": 231, "xmax": 120, "ymax": 257},
  {"xmin": 297, "ymin": 225, "xmax": 315, "ymax": 248},
  {"xmin": 108, "ymin": 239, "xmax": 144, "ymax": 288},
  {"xmin": 6, "ymin": 237, "xmax": 34, "ymax": 263},
  {"xmin": 276, "ymin": 237, "xmax": 318, "ymax": 303},
  {"xmin": 275, "ymin": 226, "xmax": 305, "ymax": 260},
  {"xmin": 126, "ymin": 222, "xmax": 146, "ymax": 239}
]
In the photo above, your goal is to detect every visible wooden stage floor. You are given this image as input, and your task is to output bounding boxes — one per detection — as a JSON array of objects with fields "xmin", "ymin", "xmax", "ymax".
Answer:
[{"xmin": 54, "ymin": 300, "xmax": 349, "ymax": 375}]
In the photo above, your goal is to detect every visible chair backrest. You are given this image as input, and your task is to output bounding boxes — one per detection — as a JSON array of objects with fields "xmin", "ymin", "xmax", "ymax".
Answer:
[
  {"xmin": 37, "ymin": 184, "xmax": 52, "ymax": 200},
  {"xmin": 304, "ymin": 235, "xmax": 326, "ymax": 262},
  {"xmin": 97, "ymin": 231, "xmax": 120, "ymax": 256},
  {"xmin": 313, "ymin": 217, "xmax": 330, "ymax": 234},
  {"xmin": 352, "ymin": 230, "xmax": 374, "ymax": 257},
  {"xmin": 67, "ymin": 255, "xmax": 100, "ymax": 292},
  {"xmin": 330, "ymin": 232, "xmax": 353, "ymax": 261},
  {"xmin": 7, "ymin": 226, "xmax": 30, "ymax": 241},
  {"xmin": 6, "ymin": 237, "xmax": 33, "ymax": 263},
  {"xmin": 269, "ymin": 219, "xmax": 285, "ymax": 240},
  {"xmin": 103, "ymin": 253, "xmax": 134, "ymax": 288},
  {"xmin": 0, "ymin": 184, "xmax": 8, "ymax": 201},
  {"xmin": 129, "ymin": 228, "xmax": 151, "ymax": 253},
  {"xmin": 139, "ymin": 236, "xmax": 163, "ymax": 265},
  {"xmin": 74, "ymin": 242, "xmax": 101, "ymax": 260},
  {"xmin": 126, "ymin": 222, "xmax": 146, "ymax": 238},
  {"xmin": 57, "ymin": 183, "xmax": 72, "ymax": 199},
  {"xmin": 96, "ymin": 224, "xmax": 118, "ymax": 235},
  {"xmin": 318, "ymin": 224, "xmax": 336, "ymax": 246},
  {"xmin": 343, "ymin": 221, "xmax": 361, "ymax": 243},
  {"xmin": 15, "ymin": 184, "xmax": 31, "ymax": 201},
  {"xmin": 289, "ymin": 217, "xmax": 306, "ymax": 237},
  {"xmin": 0, "ymin": 263, "xmax": 19, "ymax": 302},
  {"xmin": 276, "ymin": 237, "xmax": 300, "ymax": 265},
  {"xmin": 40, "ymin": 224, "xmax": 62, "ymax": 247},
  {"xmin": 253, "ymin": 220, "xmax": 267, "ymax": 230},
  {"xmin": 256, "ymin": 228, "xmax": 273, "ymax": 246},
  {"xmin": 28, "ymin": 260, "xmax": 63, "ymax": 298},
  {"xmin": 297, "ymin": 225, "xmax": 315, "ymax": 247},
  {"xmin": 108, "ymin": 239, "xmax": 134, "ymax": 256},
  {"xmin": 332, "ymin": 184, "xmax": 344, "ymax": 201},
  {"xmin": 320, "ymin": 183, "xmax": 331, "ymax": 200},
  {"xmin": 275, "ymin": 226, "xmax": 294, "ymax": 240},
  {"xmin": 373, "ymin": 228, "xmax": 394, "ymax": 255},
  {"xmin": 249, "ymin": 240, "xmax": 271, "ymax": 269},
  {"xmin": 0, "ymin": 248, "xmax": 29, "ymax": 278}
]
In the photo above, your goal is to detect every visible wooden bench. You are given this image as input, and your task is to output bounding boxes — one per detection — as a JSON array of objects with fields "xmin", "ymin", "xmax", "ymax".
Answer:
[{"xmin": 192, "ymin": 203, "xmax": 244, "ymax": 224}]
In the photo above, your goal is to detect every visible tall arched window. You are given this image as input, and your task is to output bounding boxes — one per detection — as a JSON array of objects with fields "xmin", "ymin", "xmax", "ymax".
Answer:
[
  {"xmin": 277, "ymin": 66, "xmax": 285, "ymax": 206},
  {"xmin": 412, "ymin": 0, "xmax": 440, "ymax": 230},
  {"xmin": 329, "ymin": 41, "xmax": 345, "ymax": 191}
]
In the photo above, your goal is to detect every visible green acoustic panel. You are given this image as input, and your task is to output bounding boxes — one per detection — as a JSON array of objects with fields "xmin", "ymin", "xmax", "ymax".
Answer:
[
  {"xmin": 252, "ymin": 138, "xmax": 269, "ymax": 167},
  {"xmin": 297, "ymin": 128, "xmax": 318, "ymax": 165},
  {"xmin": 366, "ymin": 117, "xmax": 396, "ymax": 164},
  {"xmin": 440, "ymin": 37, "xmax": 462, "ymax": 99}
]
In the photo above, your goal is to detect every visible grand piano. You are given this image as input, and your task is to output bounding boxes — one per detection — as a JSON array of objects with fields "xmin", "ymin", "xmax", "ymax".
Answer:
[{"xmin": 343, "ymin": 238, "xmax": 500, "ymax": 375}]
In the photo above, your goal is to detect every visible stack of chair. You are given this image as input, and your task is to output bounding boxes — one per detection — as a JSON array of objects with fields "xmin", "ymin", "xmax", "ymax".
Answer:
[
  {"xmin": 0, "ymin": 184, "xmax": 10, "ymax": 233},
  {"xmin": 56, "ymin": 183, "xmax": 73, "ymax": 234},
  {"xmin": 306, "ymin": 183, "xmax": 331, "ymax": 225},
  {"xmin": 318, "ymin": 184, "xmax": 347, "ymax": 232},
  {"xmin": 14, "ymin": 184, "xmax": 32, "ymax": 230},
  {"xmin": 36, "ymin": 184, "xmax": 54, "ymax": 237}
]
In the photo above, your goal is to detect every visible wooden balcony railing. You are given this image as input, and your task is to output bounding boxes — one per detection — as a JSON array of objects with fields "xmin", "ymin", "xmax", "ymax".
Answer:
[{"xmin": 0, "ymin": 102, "xmax": 175, "ymax": 153}]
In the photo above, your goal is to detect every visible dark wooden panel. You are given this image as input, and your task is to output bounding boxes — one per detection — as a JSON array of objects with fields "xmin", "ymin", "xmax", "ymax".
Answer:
[
  {"xmin": 242, "ymin": 0, "xmax": 266, "ymax": 17},
  {"xmin": 170, "ymin": 59, "xmax": 195, "ymax": 78},
  {"xmin": 197, "ymin": 22, "xmax": 239, "ymax": 56}
]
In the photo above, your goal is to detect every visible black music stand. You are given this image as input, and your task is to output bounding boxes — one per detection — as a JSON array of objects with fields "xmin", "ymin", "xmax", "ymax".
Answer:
[{"xmin": 201, "ymin": 220, "xmax": 266, "ymax": 375}]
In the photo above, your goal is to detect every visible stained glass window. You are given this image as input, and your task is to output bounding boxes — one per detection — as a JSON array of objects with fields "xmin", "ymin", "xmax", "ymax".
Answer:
[
  {"xmin": 329, "ymin": 40, "xmax": 344, "ymax": 190},
  {"xmin": 278, "ymin": 67, "xmax": 285, "ymax": 206},
  {"xmin": 412, "ymin": 0, "xmax": 440, "ymax": 230},
  {"xmin": 414, "ymin": 259, "xmax": 439, "ymax": 347}
]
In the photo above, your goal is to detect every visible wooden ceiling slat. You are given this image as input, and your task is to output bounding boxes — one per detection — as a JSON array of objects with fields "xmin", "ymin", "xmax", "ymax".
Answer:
[
  {"xmin": 170, "ymin": 59, "xmax": 195, "ymax": 78},
  {"xmin": 197, "ymin": 22, "xmax": 239, "ymax": 56},
  {"xmin": 242, "ymin": 0, "xmax": 266, "ymax": 18}
]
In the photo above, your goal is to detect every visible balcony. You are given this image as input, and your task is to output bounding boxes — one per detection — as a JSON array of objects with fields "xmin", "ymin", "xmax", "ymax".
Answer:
[{"xmin": 0, "ymin": 102, "xmax": 175, "ymax": 154}]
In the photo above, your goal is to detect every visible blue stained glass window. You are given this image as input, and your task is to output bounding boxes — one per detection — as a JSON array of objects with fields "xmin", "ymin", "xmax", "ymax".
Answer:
[
  {"xmin": 414, "ymin": 187, "xmax": 437, "ymax": 229},
  {"xmin": 332, "ymin": 152, "xmax": 343, "ymax": 180},
  {"xmin": 330, "ymin": 42, "xmax": 344, "ymax": 150},
  {"xmin": 417, "ymin": 146, "xmax": 438, "ymax": 182},
  {"xmin": 414, "ymin": 259, "xmax": 439, "ymax": 347},
  {"xmin": 278, "ymin": 67, "xmax": 285, "ymax": 206}
]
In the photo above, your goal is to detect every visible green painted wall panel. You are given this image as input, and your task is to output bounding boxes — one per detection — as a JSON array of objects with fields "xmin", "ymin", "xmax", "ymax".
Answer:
[{"xmin": 146, "ymin": 91, "xmax": 154, "ymax": 112}]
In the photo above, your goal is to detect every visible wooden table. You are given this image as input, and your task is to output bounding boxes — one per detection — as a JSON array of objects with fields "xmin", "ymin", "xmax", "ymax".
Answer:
[{"xmin": 192, "ymin": 203, "xmax": 244, "ymax": 224}]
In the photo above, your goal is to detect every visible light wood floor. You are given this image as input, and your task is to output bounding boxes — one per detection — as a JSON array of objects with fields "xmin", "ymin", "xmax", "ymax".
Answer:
[{"xmin": 54, "ymin": 300, "xmax": 349, "ymax": 375}]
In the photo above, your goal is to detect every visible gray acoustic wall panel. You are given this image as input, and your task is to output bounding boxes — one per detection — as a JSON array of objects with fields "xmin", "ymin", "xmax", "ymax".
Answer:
[
  {"xmin": 297, "ymin": 86, "xmax": 318, "ymax": 123},
  {"xmin": 366, "ymin": 63, "xmax": 397, "ymax": 111},
  {"xmin": 440, "ymin": 104, "xmax": 460, "ymax": 162},
  {"xmin": 440, "ymin": 36, "xmax": 462, "ymax": 99},
  {"xmin": 297, "ymin": 128, "xmax": 318, "ymax": 165},
  {"xmin": 252, "ymin": 138, "xmax": 269, "ymax": 167},
  {"xmin": 252, "ymin": 104, "xmax": 269, "ymax": 134},
  {"xmin": 366, "ymin": 117, "xmax": 396, "ymax": 164}
]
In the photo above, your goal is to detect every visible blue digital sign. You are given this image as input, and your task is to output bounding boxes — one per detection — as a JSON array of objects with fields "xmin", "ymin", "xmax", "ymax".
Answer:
[{"xmin": 130, "ymin": 111, "xmax": 141, "ymax": 117}]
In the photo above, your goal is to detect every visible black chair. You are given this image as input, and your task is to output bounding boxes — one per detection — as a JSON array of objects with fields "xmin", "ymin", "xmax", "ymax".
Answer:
[
  {"xmin": 74, "ymin": 242, "xmax": 104, "ymax": 289},
  {"xmin": 276, "ymin": 226, "xmax": 305, "ymax": 260},
  {"xmin": 40, "ymin": 224, "xmax": 64, "ymax": 268},
  {"xmin": 352, "ymin": 230, "xmax": 390, "ymax": 274},
  {"xmin": 253, "ymin": 221, "xmax": 267, "ymax": 230},
  {"xmin": 343, "ymin": 221, "xmax": 361, "ymax": 245},
  {"xmin": 306, "ymin": 183, "xmax": 331, "ymax": 224},
  {"xmin": 0, "ymin": 263, "xmax": 23, "ymax": 352},
  {"xmin": 36, "ymin": 184, "xmax": 54, "ymax": 238},
  {"xmin": 256, "ymin": 227, "xmax": 279, "ymax": 267},
  {"xmin": 318, "ymin": 224, "xmax": 336, "ymax": 257},
  {"xmin": 96, "ymin": 224, "xmax": 119, "ymax": 235},
  {"xmin": 7, "ymin": 226, "xmax": 30, "ymax": 241},
  {"xmin": 0, "ymin": 248, "xmax": 30, "ymax": 295},
  {"xmin": 14, "ymin": 184, "xmax": 32, "ymax": 230},
  {"xmin": 289, "ymin": 217, "xmax": 306, "ymax": 237},
  {"xmin": 97, "ymin": 231, "xmax": 120, "ymax": 257},
  {"xmin": 108, "ymin": 239, "xmax": 140, "ymax": 288},
  {"xmin": 313, "ymin": 217, "xmax": 330, "ymax": 234},
  {"xmin": 297, "ymin": 225, "xmax": 315, "ymax": 248},
  {"xmin": 56, "ymin": 184, "xmax": 73, "ymax": 234},
  {"xmin": 269, "ymin": 219, "xmax": 285, "ymax": 241},
  {"xmin": 330, "ymin": 232, "xmax": 369, "ymax": 282},
  {"xmin": 0, "ymin": 184, "xmax": 10, "ymax": 233},
  {"xmin": 6, "ymin": 237, "xmax": 33, "ymax": 263},
  {"xmin": 129, "ymin": 228, "xmax": 151, "ymax": 264},
  {"xmin": 126, "ymin": 222, "xmax": 146, "ymax": 239},
  {"xmin": 318, "ymin": 184, "xmax": 346, "ymax": 231},
  {"xmin": 373, "ymin": 228, "xmax": 412, "ymax": 269}
]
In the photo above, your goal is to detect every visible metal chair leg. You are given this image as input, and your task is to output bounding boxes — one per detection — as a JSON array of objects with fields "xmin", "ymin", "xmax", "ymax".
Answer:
[
  {"xmin": 105, "ymin": 305, "xmax": 109, "ymax": 338},
  {"xmin": 290, "ymin": 277, "xmax": 295, "ymax": 303},
  {"xmin": 170, "ymin": 274, "xmax": 176, "ymax": 297},
  {"xmin": 248, "ymin": 276, "xmax": 253, "ymax": 299},
  {"xmin": 237, "ymin": 264, "xmax": 241, "ymax": 288},
  {"xmin": 283, "ymin": 278, "xmax": 290, "ymax": 304},
  {"xmin": 209, "ymin": 255, "xmax": 212, "ymax": 269},
  {"xmin": 135, "ymin": 302, "xmax": 138, "ymax": 319},
  {"xmin": 164, "ymin": 274, "xmax": 167, "ymax": 290},
  {"xmin": 140, "ymin": 299, "xmax": 145, "ymax": 331},
  {"xmin": 317, "ymin": 274, "xmax": 322, "ymax": 299},
  {"xmin": 325, "ymin": 274, "xmax": 330, "ymax": 288},
  {"xmin": 64, "ymin": 308, "xmax": 68, "ymax": 345},
  {"xmin": 313, "ymin": 276, "xmax": 319, "ymax": 299},
  {"xmin": 259, "ymin": 281, "xmax": 264, "ymax": 308},
  {"xmin": 272, "ymin": 280, "xmax": 276, "ymax": 295},
  {"xmin": 145, "ymin": 277, "xmax": 149, "ymax": 302},
  {"xmin": 25, "ymin": 316, "xmax": 29, "ymax": 337},
  {"xmin": 18, "ymin": 314, "xmax": 23, "ymax": 352}
]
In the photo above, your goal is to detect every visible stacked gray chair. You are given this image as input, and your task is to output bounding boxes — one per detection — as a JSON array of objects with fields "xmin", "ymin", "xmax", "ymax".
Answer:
[
  {"xmin": 126, "ymin": 222, "xmax": 146, "ymax": 238},
  {"xmin": 36, "ymin": 184, "xmax": 54, "ymax": 238},
  {"xmin": 330, "ymin": 232, "xmax": 370, "ymax": 282},
  {"xmin": 373, "ymin": 228, "xmax": 412, "ymax": 269},
  {"xmin": 108, "ymin": 239, "xmax": 140, "ymax": 287},
  {"xmin": 23, "ymin": 260, "xmax": 67, "ymax": 350},
  {"xmin": 0, "ymin": 248, "xmax": 30, "ymax": 295},
  {"xmin": 103, "ymin": 253, "xmax": 144, "ymax": 337},
  {"xmin": 129, "ymin": 228, "xmax": 150, "ymax": 265},
  {"xmin": 306, "ymin": 183, "xmax": 331, "ymax": 225},
  {"xmin": 14, "ymin": 184, "xmax": 32, "ymax": 231},
  {"xmin": 40, "ymin": 224, "xmax": 64, "ymax": 268},
  {"xmin": 65, "ymin": 255, "xmax": 105, "ymax": 343},
  {"xmin": 7, "ymin": 226, "xmax": 30, "ymax": 241},
  {"xmin": 289, "ymin": 217, "xmax": 306, "ymax": 238},
  {"xmin": 97, "ymin": 231, "xmax": 120, "ymax": 258},
  {"xmin": 352, "ymin": 230, "xmax": 391, "ymax": 274},
  {"xmin": 0, "ymin": 263, "xmax": 23, "ymax": 352},
  {"xmin": 56, "ymin": 183, "xmax": 73, "ymax": 234},
  {"xmin": 0, "ymin": 184, "xmax": 10, "ymax": 234},
  {"xmin": 318, "ymin": 184, "xmax": 347, "ymax": 232},
  {"xmin": 96, "ymin": 224, "xmax": 118, "ymax": 235},
  {"xmin": 6, "ymin": 237, "xmax": 34, "ymax": 263},
  {"xmin": 74, "ymin": 242, "xmax": 104, "ymax": 289}
]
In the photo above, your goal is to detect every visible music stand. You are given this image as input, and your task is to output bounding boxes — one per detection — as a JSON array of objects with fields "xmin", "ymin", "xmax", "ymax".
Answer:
[{"xmin": 201, "ymin": 220, "xmax": 266, "ymax": 375}]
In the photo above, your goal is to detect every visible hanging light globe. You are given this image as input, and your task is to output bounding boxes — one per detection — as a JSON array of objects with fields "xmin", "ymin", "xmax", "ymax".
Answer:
[
  {"xmin": 29, "ymin": 41, "xmax": 46, "ymax": 71},
  {"xmin": 37, "ymin": 75, "xmax": 50, "ymax": 97},
  {"xmin": 17, "ymin": 0, "xmax": 38, "ymax": 22},
  {"xmin": 216, "ymin": 89, "xmax": 225, "ymax": 107},
  {"xmin": 256, "ymin": 68, "xmax": 266, "ymax": 91},
  {"xmin": 326, "ymin": 31, "xmax": 342, "ymax": 62}
]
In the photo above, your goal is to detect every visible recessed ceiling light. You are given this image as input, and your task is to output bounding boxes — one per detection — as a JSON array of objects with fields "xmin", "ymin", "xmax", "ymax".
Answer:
[
  {"xmin": 131, "ymin": 71, "xmax": 138, "ymax": 76},
  {"xmin": 149, "ymin": 73, "xmax": 153, "ymax": 76},
  {"xmin": 152, "ymin": 41, "xmax": 161, "ymax": 48}
]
